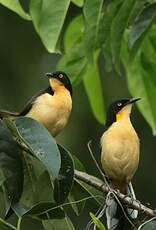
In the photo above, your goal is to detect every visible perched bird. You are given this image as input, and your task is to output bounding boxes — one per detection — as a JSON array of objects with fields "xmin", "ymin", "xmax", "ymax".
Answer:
[
  {"xmin": 100, "ymin": 98, "xmax": 140, "ymax": 230},
  {"xmin": 0, "ymin": 71, "xmax": 72, "ymax": 136}
]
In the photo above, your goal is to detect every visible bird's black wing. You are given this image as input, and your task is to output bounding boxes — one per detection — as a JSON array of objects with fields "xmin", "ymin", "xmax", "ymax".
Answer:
[
  {"xmin": 19, "ymin": 86, "xmax": 53, "ymax": 116},
  {"xmin": 0, "ymin": 87, "xmax": 53, "ymax": 118}
]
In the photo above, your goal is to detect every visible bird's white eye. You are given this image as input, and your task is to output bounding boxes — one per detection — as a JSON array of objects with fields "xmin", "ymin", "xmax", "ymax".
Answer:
[
  {"xmin": 59, "ymin": 74, "xmax": 63, "ymax": 79},
  {"xmin": 117, "ymin": 102, "xmax": 122, "ymax": 107}
]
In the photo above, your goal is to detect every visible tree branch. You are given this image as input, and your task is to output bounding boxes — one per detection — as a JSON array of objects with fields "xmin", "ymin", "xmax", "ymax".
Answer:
[{"xmin": 74, "ymin": 169, "xmax": 156, "ymax": 218}]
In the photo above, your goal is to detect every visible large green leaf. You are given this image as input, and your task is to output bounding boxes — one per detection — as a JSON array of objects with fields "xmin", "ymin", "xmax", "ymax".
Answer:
[
  {"xmin": 54, "ymin": 145, "xmax": 74, "ymax": 204},
  {"xmin": 122, "ymin": 26, "xmax": 156, "ymax": 135},
  {"xmin": 64, "ymin": 15, "xmax": 84, "ymax": 52},
  {"xmin": 82, "ymin": 52, "xmax": 105, "ymax": 124},
  {"xmin": 13, "ymin": 154, "xmax": 56, "ymax": 217},
  {"xmin": 0, "ymin": 120, "xmax": 23, "ymax": 214},
  {"xmin": 128, "ymin": 3, "xmax": 156, "ymax": 59},
  {"xmin": 57, "ymin": 43, "xmax": 87, "ymax": 86},
  {"xmin": 42, "ymin": 214, "xmax": 75, "ymax": 230},
  {"xmin": 110, "ymin": 0, "xmax": 136, "ymax": 73},
  {"xmin": 29, "ymin": 0, "xmax": 70, "ymax": 52},
  {"xmin": 0, "ymin": 0, "xmax": 31, "ymax": 20},
  {"xmin": 83, "ymin": 0, "xmax": 104, "ymax": 62},
  {"xmin": 57, "ymin": 15, "xmax": 86, "ymax": 85},
  {"xmin": 5, "ymin": 117, "xmax": 61, "ymax": 180}
]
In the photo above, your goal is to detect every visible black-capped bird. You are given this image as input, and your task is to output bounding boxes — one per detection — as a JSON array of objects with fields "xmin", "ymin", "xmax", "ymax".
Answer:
[
  {"xmin": 0, "ymin": 71, "xmax": 72, "ymax": 136},
  {"xmin": 100, "ymin": 98, "xmax": 140, "ymax": 230}
]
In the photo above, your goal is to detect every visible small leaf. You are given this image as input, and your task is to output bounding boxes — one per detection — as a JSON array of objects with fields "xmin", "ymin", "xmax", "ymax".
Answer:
[
  {"xmin": 42, "ymin": 213, "xmax": 75, "ymax": 230},
  {"xmin": 54, "ymin": 145, "xmax": 74, "ymax": 204},
  {"xmin": 6, "ymin": 117, "xmax": 61, "ymax": 180},
  {"xmin": 90, "ymin": 212, "xmax": 106, "ymax": 230},
  {"xmin": 0, "ymin": 120, "xmax": 23, "ymax": 214},
  {"xmin": 110, "ymin": 0, "xmax": 136, "ymax": 73},
  {"xmin": 29, "ymin": 0, "xmax": 70, "ymax": 52},
  {"xmin": 83, "ymin": 0, "xmax": 104, "ymax": 62},
  {"xmin": 129, "ymin": 3, "xmax": 156, "ymax": 59},
  {"xmin": 71, "ymin": 0, "xmax": 84, "ymax": 7},
  {"xmin": 0, "ymin": 0, "xmax": 31, "ymax": 20},
  {"xmin": 82, "ymin": 52, "xmax": 105, "ymax": 124}
]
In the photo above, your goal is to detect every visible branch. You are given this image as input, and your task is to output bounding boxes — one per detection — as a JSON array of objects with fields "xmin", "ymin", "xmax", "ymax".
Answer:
[{"xmin": 74, "ymin": 169, "xmax": 156, "ymax": 218}]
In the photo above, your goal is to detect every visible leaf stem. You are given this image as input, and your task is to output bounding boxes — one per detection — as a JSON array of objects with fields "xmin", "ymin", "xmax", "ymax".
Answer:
[
  {"xmin": 0, "ymin": 217, "xmax": 16, "ymax": 230},
  {"xmin": 17, "ymin": 217, "xmax": 22, "ymax": 230}
]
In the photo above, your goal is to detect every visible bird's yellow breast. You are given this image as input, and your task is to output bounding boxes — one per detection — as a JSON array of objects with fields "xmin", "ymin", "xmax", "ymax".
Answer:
[
  {"xmin": 26, "ymin": 87, "xmax": 72, "ymax": 136},
  {"xmin": 101, "ymin": 119, "xmax": 140, "ymax": 186}
]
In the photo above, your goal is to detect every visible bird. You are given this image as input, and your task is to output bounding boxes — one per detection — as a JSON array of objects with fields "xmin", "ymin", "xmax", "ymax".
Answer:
[
  {"xmin": 100, "ymin": 98, "xmax": 141, "ymax": 230},
  {"xmin": 0, "ymin": 71, "xmax": 72, "ymax": 136}
]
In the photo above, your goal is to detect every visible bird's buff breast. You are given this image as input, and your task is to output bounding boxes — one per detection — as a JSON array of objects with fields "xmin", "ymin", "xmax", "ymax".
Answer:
[
  {"xmin": 101, "ymin": 121, "xmax": 140, "ymax": 184},
  {"xmin": 26, "ymin": 92, "xmax": 72, "ymax": 136}
]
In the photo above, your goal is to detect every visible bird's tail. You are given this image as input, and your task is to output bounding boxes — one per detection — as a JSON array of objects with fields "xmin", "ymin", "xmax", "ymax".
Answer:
[
  {"xmin": 0, "ymin": 110, "xmax": 19, "ymax": 119},
  {"xmin": 106, "ymin": 182, "xmax": 138, "ymax": 230}
]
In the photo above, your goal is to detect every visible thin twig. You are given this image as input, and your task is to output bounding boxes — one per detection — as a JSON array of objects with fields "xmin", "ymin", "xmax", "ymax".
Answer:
[
  {"xmin": 74, "ymin": 170, "xmax": 156, "ymax": 218},
  {"xmin": 87, "ymin": 140, "xmax": 109, "ymax": 187},
  {"xmin": 0, "ymin": 217, "xmax": 16, "ymax": 230}
]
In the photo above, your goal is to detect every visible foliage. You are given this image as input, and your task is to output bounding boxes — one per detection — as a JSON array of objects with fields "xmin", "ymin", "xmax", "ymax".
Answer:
[
  {"xmin": 0, "ymin": 0, "xmax": 155, "ymax": 134},
  {"xmin": 0, "ymin": 118, "xmax": 103, "ymax": 229},
  {"xmin": 90, "ymin": 212, "xmax": 106, "ymax": 230},
  {"xmin": 0, "ymin": 0, "xmax": 156, "ymax": 229}
]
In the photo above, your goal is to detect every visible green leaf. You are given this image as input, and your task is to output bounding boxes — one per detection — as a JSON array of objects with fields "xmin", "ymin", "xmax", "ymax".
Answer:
[
  {"xmin": 6, "ymin": 117, "xmax": 61, "ymax": 180},
  {"xmin": 71, "ymin": 0, "xmax": 84, "ymax": 7},
  {"xmin": 57, "ymin": 43, "xmax": 87, "ymax": 86},
  {"xmin": 0, "ymin": 120, "xmax": 23, "ymax": 214},
  {"xmin": 101, "ymin": 0, "xmax": 122, "ymax": 72},
  {"xmin": 129, "ymin": 3, "xmax": 156, "ymax": 59},
  {"xmin": 75, "ymin": 179, "xmax": 104, "ymax": 206},
  {"xmin": 83, "ymin": 0, "xmax": 104, "ymax": 62},
  {"xmin": 72, "ymin": 155, "xmax": 85, "ymax": 172},
  {"xmin": 110, "ymin": 0, "xmax": 136, "ymax": 73},
  {"xmin": 29, "ymin": 0, "xmax": 70, "ymax": 53},
  {"xmin": 54, "ymin": 145, "xmax": 74, "ymax": 204},
  {"xmin": 13, "ymin": 154, "xmax": 56, "ymax": 217},
  {"xmin": 64, "ymin": 15, "xmax": 84, "ymax": 52},
  {"xmin": 90, "ymin": 212, "xmax": 106, "ymax": 230},
  {"xmin": 0, "ymin": 0, "xmax": 31, "ymax": 20},
  {"xmin": 42, "ymin": 214, "xmax": 75, "ymax": 230},
  {"xmin": 57, "ymin": 15, "xmax": 86, "ymax": 86},
  {"xmin": 82, "ymin": 52, "xmax": 105, "ymax": 124},
  {"xmin": 122, "ymin": 26, "xmax": 156, "ymax": 135}
]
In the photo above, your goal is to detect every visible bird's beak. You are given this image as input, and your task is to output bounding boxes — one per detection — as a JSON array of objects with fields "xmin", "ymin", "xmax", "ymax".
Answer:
[
  {"xmin": 127, "ymin": 97, "xmax": 141, "ymax": 105},
  {"xmin": 46, "ymin": 73, "xmax": 54, "ymax": 78}
]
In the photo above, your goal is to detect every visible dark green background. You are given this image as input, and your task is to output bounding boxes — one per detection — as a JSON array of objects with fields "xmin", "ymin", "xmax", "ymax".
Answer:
[{"xmin": 0, "ymin": 4, "xmax": 156, "ymax": 230}]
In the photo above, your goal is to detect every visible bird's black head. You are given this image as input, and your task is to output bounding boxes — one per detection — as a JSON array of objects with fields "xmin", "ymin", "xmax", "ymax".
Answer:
[
  {"xmin": 105, "ymin": 98, "xmax": 141, "ymax": 129},
  {"xmin": 46, "ymin": 71, "xmax": 72, "ymax": 96}
]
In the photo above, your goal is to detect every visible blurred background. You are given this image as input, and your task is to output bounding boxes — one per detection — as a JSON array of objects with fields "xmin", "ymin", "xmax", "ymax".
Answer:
[{"xmin": 0, "ymin": 3, "xmax": 156, "ymax": 230}]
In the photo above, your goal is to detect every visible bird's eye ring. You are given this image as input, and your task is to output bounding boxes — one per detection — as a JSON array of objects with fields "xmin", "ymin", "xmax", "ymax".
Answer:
[
  {"xmin": 59, "ymin": 74, "xmax": 63, "ymax": 79},
  {"xmin": 117, "ymin": 102, "xmax": 122, "ymax": 107}
]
